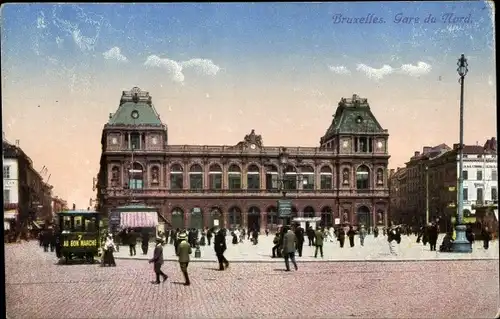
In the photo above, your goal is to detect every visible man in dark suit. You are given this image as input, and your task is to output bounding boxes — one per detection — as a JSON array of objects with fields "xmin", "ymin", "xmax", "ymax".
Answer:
[
  {"xmin": 294, "ymin": 223, "xmax": 305, "ymax": 257},
  {"xmin": 214, "ymin": 228, "xmax": 229, "ymax": 270},
  {"xmin": 149, "ymin": 237, "xmax": 168, "ymax": 284},
  {"xmin": 282, "ymin": 226, "xmax": 298, "ymax": 271}
]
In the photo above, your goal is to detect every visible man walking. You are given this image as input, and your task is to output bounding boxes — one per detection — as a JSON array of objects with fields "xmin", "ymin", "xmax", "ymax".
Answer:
[
  {"xmin": 294, "ymin": 223, "xmax": 305, "ymax": 257},
  {"xmin": 176, "ymin": 232, "xmax": 192, "ymax": 286},
  {"xmin": 149, "ymin": 237, "xmax": 168, "ymax": 284},
  {"xmin": 359, "ymin": 225, "xmax": 367, "ymax": 246},
  {"xmin": 314, "ymin": 227, "xmax": 324, "ymax": 258},
  {"xmin": 214, "ymin": 228, "xmax": 229, "ymax": 270},
  {"xmin": 282, "ymin": 226, "xmax": 298, "ymax": 271},
  {"xmin": 128, "ymin": 229, "xmax": 137, "ymax": 256}
]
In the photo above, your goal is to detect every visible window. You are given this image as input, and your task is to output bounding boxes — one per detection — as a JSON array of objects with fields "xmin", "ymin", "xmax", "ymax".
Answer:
[
  {"xmin": 3, "ymin": 165, "xmax": 10, "ymax": 179},
  {"xmin": 301, "ymin": 166, "xmax": 315, "ymax": 190},
  {"xmin": 247, "ymin": 165, "xmax": 260, "ymax": 190},
  {"xmin": 4, "ymin": 189, "xmax": 10, "ymax": 203},
  {"xmin": 356, "ymin": 165, "xmax": 370, "ymax": 190},
  {"xmin": 265, "ymin": 165, "xmax": 278, "ymax": 190},
  {"xmin": 355, "ymin": 137, "xmax": 369, "ymax": 153},
  {"xmin": 170, "ymin": 164, "xmax": 184, "ymax": 190},
  {"xmin": 462, "ymin": 170, "xmax": 468, "ymax": 180},
  {"xmin": 476, "ymin": 188, "xmax": 483, "ymax": 204},
  {"xmin": 320, "ymin": 166, "xmax": 333, "ymax": 190},
  {"xmin": 128, "ymin": 163, "xmax": 144, "ymax": 189},
  {"xmin": 130, "ymin": 132, "xmax": 141, "ymax": 150},
  {"xmin": 189, "ymin": 164, "xmax": 203, "ymax": 191},
  {"xmin": 228, "ymin": 164, "xmax": 241, "ymax": 190},
  {"xmin": 492, "ymin": 187, "xmax": 498, "ymax": 201},
  {"xmin": 284, "ymin": 165, "xmax": 297, "ymax": 190},
  {"xmin": 209, "ymin": 164, "xmax": 222, "ymax": 190},
  {"xmin": 477, "ymin": 170, "xmax": 483, "ymax": 181},
  {"xmin": 463, "ymin": 188, "xmax": 468, "ymax": 201},
  {"xmin": 492, "ymin": 170, "xmax": 498, "ymax": 181}
]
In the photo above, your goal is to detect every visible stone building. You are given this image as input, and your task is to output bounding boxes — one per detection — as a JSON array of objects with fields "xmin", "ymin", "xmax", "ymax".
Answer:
[{"xmin": 97, "ymin": 88, "xmax": 390, "ymax": 230}]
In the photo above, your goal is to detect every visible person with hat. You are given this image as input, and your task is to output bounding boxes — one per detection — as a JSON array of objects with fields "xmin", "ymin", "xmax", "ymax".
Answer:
[
  {"xmin": 102, "ymin": 234, "xmax": 117, "ymax": 267},
  {"xmin": 176, "ymin": 231, "xmax": 192, "ymax": 286},
  {"xmin": 149, "ymin": 237, "xmax": 168, "ymax": 284}
]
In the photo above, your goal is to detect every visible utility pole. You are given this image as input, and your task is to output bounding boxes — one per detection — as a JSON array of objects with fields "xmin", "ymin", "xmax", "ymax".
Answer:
[{"xmin": 426, "ymin": 165, "xmax": 429, "ymax": 225}]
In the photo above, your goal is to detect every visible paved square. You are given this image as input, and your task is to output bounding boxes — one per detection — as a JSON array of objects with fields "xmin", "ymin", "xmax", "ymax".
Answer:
[{"xmin": 5, "ymin": 241, "xmax": 499, "ymax": 318}]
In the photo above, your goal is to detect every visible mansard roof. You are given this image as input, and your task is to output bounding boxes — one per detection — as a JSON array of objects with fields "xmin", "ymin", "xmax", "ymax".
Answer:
[
  {"xmin": 107, "ymin": 87, "xmax": 163, "ymax": 126},
  {"xmin": 322, "ymin": 94, "xmax": 387, "ymax": 141}
]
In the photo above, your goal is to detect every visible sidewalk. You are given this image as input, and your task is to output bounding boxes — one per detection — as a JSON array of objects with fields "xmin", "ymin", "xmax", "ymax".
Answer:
[{"xmin": 113, "ymin": 234, "xmax": 499, "ymax": 262}]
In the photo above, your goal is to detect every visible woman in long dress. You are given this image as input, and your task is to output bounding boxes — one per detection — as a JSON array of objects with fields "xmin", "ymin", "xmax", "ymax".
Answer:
[{"xmin": 102, "ymin": 234, "xmax": 117, "ymax": 266}]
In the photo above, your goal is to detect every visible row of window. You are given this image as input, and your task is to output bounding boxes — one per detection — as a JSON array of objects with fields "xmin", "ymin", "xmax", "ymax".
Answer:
[
  {"xmin": 462, "ymin": 170, "xmax": 498, "ymax": 181},
  {"xmin": 3, "ymin": 165, "xmax": 10, "ymax": 179},
  {"xmin": 112, "ymin": 164, "xmax": 386, "ymax": 190},
  {"xmin": 463, "ymin": 187, "xmax": 498, "ymax": 202}
]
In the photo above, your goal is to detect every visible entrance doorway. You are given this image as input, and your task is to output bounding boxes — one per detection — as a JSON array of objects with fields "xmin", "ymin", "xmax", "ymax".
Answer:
[
  {"xmin": 209, "ymin": 208, "xmax": 222, "ymax": 228},
  {"xmin": 247, "ymin": 207, "xmax": 261, "ymax": 230},
  {"xmin": 356, "ymin": 206, "xmax": 371, "ymax": 229},
  {"xmin": 171, "ymin": 208, "xmax": 184, "ymax": 229},
  {"xmin": 189, "ymin": 207, "xmax": 203, "ymax": 229}
]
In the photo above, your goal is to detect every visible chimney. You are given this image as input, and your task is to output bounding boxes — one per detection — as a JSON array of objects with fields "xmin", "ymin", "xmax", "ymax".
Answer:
[
  {"xmin": 453, "ymin": 143, "xmax": 460, "ymax": 150},
  {"xmin": 422, "ymin": 146, "xmax": 431, "ymax": 154},
  {"xmin": 414, "ymin": 151, "xmax": 420, "ymax": 157},
  {"xmin": 15, "ymin": 139, "xmax": 20, "ymax": 147},
  {"xmin": 109, "ymin": 113, "xmax": 113, "ymax": 119}
]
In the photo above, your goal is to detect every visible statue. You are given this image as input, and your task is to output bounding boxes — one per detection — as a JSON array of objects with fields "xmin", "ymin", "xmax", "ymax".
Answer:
[
  {"xmin": 151, "ymin": 167, "xmax": 159, "ymax": 183},
  {"xmin": 377, "ymin": 170, "xmax": 383, "ymax": 184},
  {"xmin": 343, "ymin": 169, "xmax": 350, "ymax": 184},
  {"xmin": 241, "ymin": 129, "xmax": 263, "ymax": 148},
  {"xmin": 111, "ymin": 167, "xmax": 120, "ymax": 184},
  {"xmin": 343, "ymin": 210, "xmax": 349, "ymax": 222}
]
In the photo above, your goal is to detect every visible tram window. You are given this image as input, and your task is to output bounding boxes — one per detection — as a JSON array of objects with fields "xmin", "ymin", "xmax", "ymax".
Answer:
[
  {"xmin": 84, "ymin": 217, "xmax": 97, "ymax": 232},
  {"xmin": 62, "ymin": 216, "xmax": 72, "ymax": 231},
  {"xmin": 74, "ymin": 216, "xmax": 84, "ymax": 232}
]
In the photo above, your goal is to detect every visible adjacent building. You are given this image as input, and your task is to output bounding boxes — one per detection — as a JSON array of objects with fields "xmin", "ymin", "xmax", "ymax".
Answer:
[
  {"xmin": 97, "ymin": 87, "xmax": 390, "ymax": 231},
  {"xmin": 3, "ymin": 134, "xmax": 66, "ymax": 232},
  {"xmin": 389, "ymin": 138, "xmax": 498, "ymax": 228}
]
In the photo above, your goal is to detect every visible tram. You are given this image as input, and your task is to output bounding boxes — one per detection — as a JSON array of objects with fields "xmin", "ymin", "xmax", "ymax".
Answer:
[{"xmin": 56, "ymin": 210, "xmax": 102, "ymax": 264}]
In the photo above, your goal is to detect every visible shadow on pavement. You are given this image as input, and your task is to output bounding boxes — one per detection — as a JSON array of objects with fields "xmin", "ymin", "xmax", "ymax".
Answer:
[
  {"xmin": 202, "ymin": 267, "xmax": 222, "ymax": 271},
  {"xmin": 273, "ymin": 268, "xmax": 288, "ymax": 272},
  {"xmin": 55, "ymin": 259, "xmax": 99, "ymax": 266},
  {"xmin": 171, "ymin": 281, "xmax": 186, "ymax": 285}
]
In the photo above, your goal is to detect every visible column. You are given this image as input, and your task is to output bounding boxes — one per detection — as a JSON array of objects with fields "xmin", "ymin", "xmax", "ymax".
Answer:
[
  {"xmin": 204, "ymin": 162, "xmax": 209, "ymax": 190},
  {"xmin": 139, "ymin": 133, "xmax": 142, "ymax": 150},
  {"xmin": 222, "ymin": 162, "xmax": 228, "ymax": 190},
  {"xmin": 260, "ymin": 164, "xmax": 265, "ymax": 189},
  {"xmin": 127, "ymin": 133, "xmax": 131, "ymax": 150},
  {"xmin": 262, "ymin": 211, "xmax": 267, "ymax": 231}
]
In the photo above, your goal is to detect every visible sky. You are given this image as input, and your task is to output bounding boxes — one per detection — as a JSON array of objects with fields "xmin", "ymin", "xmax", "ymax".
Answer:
[{"xmin": 1, "ymin": 2, "xmax": 496, "ymax": 209}]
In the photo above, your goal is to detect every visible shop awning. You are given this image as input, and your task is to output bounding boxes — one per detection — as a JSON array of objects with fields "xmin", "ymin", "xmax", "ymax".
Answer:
[
  {"xmin": 120, "ymin": 212, "xmax": 158, "ymax": 228},
  {"xmin": 4, "ymin": 210, "xmax": 17, "ymax": 220}
]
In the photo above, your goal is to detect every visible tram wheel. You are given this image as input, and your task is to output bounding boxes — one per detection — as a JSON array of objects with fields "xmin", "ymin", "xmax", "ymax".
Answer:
[{"xmin": 64, "ymin": 256, "xmax": 69, "ymax": 264}]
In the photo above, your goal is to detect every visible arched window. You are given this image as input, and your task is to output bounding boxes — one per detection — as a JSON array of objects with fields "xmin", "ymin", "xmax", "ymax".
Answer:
[
  {"xmin": 228, "ymin": 164, "xmax": 241, "ymax": 190},
  {"xmin": 265, "ymin": 165, "xmax": 278, "ymax": 190},
  {"xmin": 189, "ymin": 164, "xmax": 203, "ymax": 190},
  {"xmin": 342, "ymin": 168, "xmax": 350, "ymax": 186},
  {"xmin": 209, "ymin": 163, "xmax": 222, "ymax": 190},
  {"xmin": 301, "ymin": 166, "xmax": 315, "ymax": 190},
  {"xmin": 228, "ymin": 206, "xmax": 242, "ymax": 228},
  {"xmin": 170, "ymin": 164, "xmax": 183, "ymax": 190},
  {"xmin": 151, "ymin": 166, "xmax": 160, "ymax": 186},
  {"xmin": 320, "ymin": 166, "xmax": 332, "ymax": 190},
  {"xmin": 247, "ymin": 164, "xmax": 260, "ymax": 191},
  {"xmin": 303, "ymin": 206, "xmax": 315, "ymax": 218},
  {"xmin": 284, "ymin": 165, "xmax": 297, "ymax": 190},
  {"xmin": 376, "ymin": 168, "xmax": 384, "ymax": 185},
  {"xmin": 111, "ymin": 166, "xmax": 120, "ymax": 186},
  {"xmin": 356, "ymin": 165, "xmax": 370, "ymax": 190},
  {"xmin": 129, "ymin": 162, "xmax": 144, "ymax": 189}
]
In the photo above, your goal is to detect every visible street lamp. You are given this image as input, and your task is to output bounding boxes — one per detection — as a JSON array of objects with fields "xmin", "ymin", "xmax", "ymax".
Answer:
[
  {"xmin": 452, "ymin": 53, "xmax": 472, "ymax": 253},
  {"xmin": 277, "ymin": 148, "xmax": 291, "ymax": 226},
  {"xmin": 425, "ymin": 165, "xmax": 429, "ymax": 225},
  {"xmin": 127, "ymin": 110, "xmax": 140, "ymax": 204}
]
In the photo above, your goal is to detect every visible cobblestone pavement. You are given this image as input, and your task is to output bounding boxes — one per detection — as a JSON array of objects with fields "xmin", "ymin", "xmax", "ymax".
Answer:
[
  {"xmin": 114, "ymin": 234, "xmax": 499, "ymax": 262},
  {"xmin": 6, "ymin": 241, "xmax": 500, "ymax": 319}
]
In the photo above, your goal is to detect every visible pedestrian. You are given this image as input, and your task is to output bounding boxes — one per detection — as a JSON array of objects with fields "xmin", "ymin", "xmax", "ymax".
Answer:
[
  {"xmin": 388, "ymin": 222, "xmax": 399, "ymax": 255},
  {"xmin": 206, "ymin": 228, "xmax": 213, "ymax": 246},
  {"xmin": 465, "ymin": 225, "xmax": 475, "ymax": 244},
  {"xmin": 307, "ymin": 226, "xmax": 315, "ymax": 246},
  {"xmin": 176, "ymin": 232, "xmax": 192, "ymax": 286},
  {"xmin": 337, "ymin": 227, "xmax": 346, "ymax": 248},
  {"xmin": 42, "ymin": 229, "xmax": 50, "ymax": 252},
  {"xmin": 265, "ymin": 228, "xmax": 269, "ymax": 236},
  {"xmin": 294, "ymin": 223, "xmax": 305, "ymax": 257},
  {"xmin": 149, "ymin": 237, "xmax": 168, "ymax": 284},
  {"xmin": 282, "ymin": 226, "xmax": 298, "ymax": 271},
  {"xmin": 428, "ymin": 223, "xmax": 438, "ymax": 251},
  {"xmin": 128, "ymin": 229, "xmax": 137, "ymax": 256},
  {"xmin": 482, "ymin": 226, "xmax": 492, "ymax": 250},
  {"xmin": 314, "ymin": 227, "xmax": 324, "ymax": 258},
  {"xmin": 176, "ymin": 229, "xmax": 187, "ymax": 255},
  {"xmin": 141, "ymin": 229, "xmax": 150, "ymax": 255},
  {"xmin": 214, "ymin": 228, "xmax": 229, "ymax": 270},
  {"xmin": 272, "ymin": 230, "xmax": 281, "ymax": 258},
  {"xmin": 359, "ymin": 225, "xmax": 367, "ymax": 246},
  {"xmin": 347, "ymin": 226, "xmax": 356, "ymax": 248},
  {"xmin": 49, "ymin": 228, "xmax": 56, "ymax": 252},
  {"xmin": 102, "ymin": 234, "xmax": 117, "ymax": 267},
  {"xmin": 373, "ymin": 226, "xmax": 379, "ymax": 238}
]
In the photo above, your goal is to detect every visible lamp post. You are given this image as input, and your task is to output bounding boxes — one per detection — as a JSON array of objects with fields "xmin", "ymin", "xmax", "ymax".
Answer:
[
  {"xmin": 425, "ymin": 165, "xmax": 429, "ymax": 225},
  {"xmin": 277, "ymin": 148, "xmax": 291, "ymax": 226},
  {"xmin": 452, "ymin": 54, "xmax": 472, "ymax": 253},
  {"xmin": 128, "ymin": 110, "xmax": 140, "ymax": 204}
]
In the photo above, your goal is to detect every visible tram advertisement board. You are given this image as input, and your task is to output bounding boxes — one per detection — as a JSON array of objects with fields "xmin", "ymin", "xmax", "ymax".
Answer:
[{"xmin": 61, "ymin": 232, "xmax": 99, "ymax": 248}]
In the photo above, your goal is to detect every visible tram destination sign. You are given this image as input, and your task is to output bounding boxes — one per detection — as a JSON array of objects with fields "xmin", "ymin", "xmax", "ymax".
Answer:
[{"xmin": 278, "ymin": 199, "xmax": 292, "ymax": 218}]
